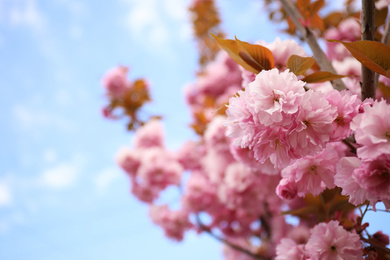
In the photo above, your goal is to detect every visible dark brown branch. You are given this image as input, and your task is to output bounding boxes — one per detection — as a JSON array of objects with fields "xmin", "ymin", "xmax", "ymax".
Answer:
[
  {"xmin": 279, "ymin": 0, "xmax": 346, "ymax": 91},
  {"xmin": 195, "ymin": 215, "xmax": 270, "ymax": 260},
  {"xmin": 361, "ymin": 0, "xmax": 376, "ymax": 100}
]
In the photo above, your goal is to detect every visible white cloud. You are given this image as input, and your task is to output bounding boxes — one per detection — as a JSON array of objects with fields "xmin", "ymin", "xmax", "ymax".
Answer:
[
  {"xmin": 0, "ymin": 183, "xmax": 13, "ymax": 207},
  {"xmin": 122, "ymin": 0, "xmax": 191, "ymax": 49},
  {"xmin": 94, "ymin": 168, "xmax": 122, "ymax": 192},
  {"xmin": 40, "ymin": 162, "xmax": 79, "ymax": 189},
  {"xmin": 13, "ymin": 104, "xmax": 73, "ymax": 132},
  {"xmin": 8, "ymin": 0, "xmax": 46, "ymax": 33}
]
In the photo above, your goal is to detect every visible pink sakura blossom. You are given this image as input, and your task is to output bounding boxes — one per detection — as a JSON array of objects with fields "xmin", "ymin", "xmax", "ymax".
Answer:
[
  {"xmin": 181, "ymin": 171, "xmax": 218, "ymax": 212},
  {"xmin": 351, "ymin": 99, "xmax": 390, "ymax": 159},
  {"xmin": 218, "ymin": 163, "xmax": 266, "ymax": 219},
  {"xmin": 248, "ymin": 68, "xmax": 305, "ymax": 126},
  {"xmin": 275, "ymin": 238, "xmax": 308, "ymax": 260},
  {"xmin": 202, "ymin": 148, "xmax": 233, "ymax": 184},
  {"xmin": 101, "ymin": 66, "xmax": 129, "ymax": 98},
  {"xmin": 116, "ymin": 147, "xmax": 141, "ymax": 178},
  {"xmin": 119, "ymin": 147, "xmax": 183, "ymax": 203},
  {"xmin": 241, "ymin": 37, "xmax": 307, "ymax": 87},
  {"xmin": 305, "ymin": 220, "xmax": 363, "ymax": 260},
  {"xmin": 326, "ymin": 90, "xmax": 361, "ymax": 141},
  {"xmin": 276, "ymin": 178, "xmax": 298, "ymax": 200},
  {"xmin": 204, "ymin": 116, "xmax": 232, "ymax": 155},
  {"xmin": 240, "ymin": 66, "xmax": 256, "ymax": 87},
  {"xmin": 149, "ymin": 204, "xmax": 192, "ymax": 241},
  {"xmin": 257, "ymin": 37, "xmax": 307, "ymax": 68},
  {"xmin": 324, "ymin": 18, "xmax": 360, "ymax": 61},
  {"xmin": 335, "ymin": 157, "xmax": 369, "ymax": 206},
  {"xmin": 185, "ymin": 51, "xmax": 242, "ymax": 118},
  {"xmin": 379, "ymin": 75, "xmax": 390, "ymax": 87},
  {"xmin": 177, "ymin": 140, "xmax": 206, "ymax": 171},
  {"xmin": 277, "ymin": 145, "xmax": 339, "ymax": 198},
  {"xmin": 288, "ymin": 90, "xmax": 337, "ymax": 157},
  {"xmin": 137, "ymin": 148, "xmax": 182, "ymax": 189},
  {"xmin": 226, "ymin": 69, "xmax": 338, "ymax": 168},
  {"xmin": 225, "ymin": 88, "xmax": 256, "ymax": 149},
  {"xmin": 306, "ymin": 81, "xmax": 334, "ymax": 94},
  {"xmin": 343, "ymin": 77, "xmax": 362, "ymax": 98},
  {"xmin": 336, "ymin": 154, "xmax": 390, "ymax": 209},
  {"xmin": 230, "ymin": 144, "xmax": 279, "ymax": 175},
  {"xmin": 133, "ymin": 119, "xmax": 164, "ymax": 149},
  {"xmin": 355, "ymin": 154, "xmax": 390, "ymax": 208},
  {"xmin": 332, "ymin": 57, "xmax": 361, "ymax": 79}
]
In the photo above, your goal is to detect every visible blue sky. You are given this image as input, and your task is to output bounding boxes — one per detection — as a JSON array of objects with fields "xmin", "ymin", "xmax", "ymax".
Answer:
[{"xmin": 0, "ymin": 0, "xmax": 388, "ymax": 259}]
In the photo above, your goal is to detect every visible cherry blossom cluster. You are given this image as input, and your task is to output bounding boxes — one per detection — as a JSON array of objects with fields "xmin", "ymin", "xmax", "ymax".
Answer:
[
  {"xmin": 225, "ymin": 68, "xmax": 361, "ymax": 169},
  {"xmin": 102, "ymin": 2, "xmax": 390, "ymax": 257}
]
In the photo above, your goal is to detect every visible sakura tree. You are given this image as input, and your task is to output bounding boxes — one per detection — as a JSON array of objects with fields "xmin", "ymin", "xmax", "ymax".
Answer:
[{"xmin": 101, "ymin": 0, "xmax": 390, "ymax": 259}]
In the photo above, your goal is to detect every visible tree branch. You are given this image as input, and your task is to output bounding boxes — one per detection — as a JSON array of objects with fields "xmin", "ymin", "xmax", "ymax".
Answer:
[
  {"xmin": 195, "ymin": 215, "xmax": 270, "ymax": 260},
  {"xmin": 382, "ymin": 9, "xmax": 390, "ymax": 45},
  {"xmin": 279, "ymin": 0, "xmax": 346, "ymax": 91},
  {"xmin": 361, "ymin": 0, "xmax": 376, "ymax": 100}
]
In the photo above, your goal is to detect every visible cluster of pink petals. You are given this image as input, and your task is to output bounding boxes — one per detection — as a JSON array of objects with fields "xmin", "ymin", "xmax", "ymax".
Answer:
[
  {"xmin": 336, "ymin": 155, "xmax": 390, "ymax": 209},
  {"xmin": 133, "ymin": 119, "xmax": 165, "ymax": 149},
  {"xmin": 326, "ymin": 90, "xmax": 361, "ymax": 141},
  {"xmin": 179, "ymin": 116, "xmax": 283, "ymax": 238},
  {"xmin": 324, "ymin": 18, "xmax": 361, "ymax": 60},
  {"xmin": 116, "ymin": 120, "xmax": 183, "ymax": 202},
  {"xmin": 241, "ymin": 38, "xmax": 307, "ymax": 87},
  {"xmin": 277, "ymin": 144, "xmax": 339, "ymax": 199},
  {"xmin": 185, "ymin": 51, "xmax": 242, "ymax": 120},
  {"xmin": 276, "ymin": 220, "xmax": 363, "ymax": 259},
  {"xmin": 101, "ymin": 66, "xmax": 130, "ymax": 98},
  {"xmin": 149, "ymin": 204, "xmax": 192, "ymax": 241},
  {"xmin": 305, "ymin": 220, "xmax": 363, "ymax": 259},
  {"xmin": 226, "ymin": 68, "xmax": 344, "ymax": 168},
  {"xmin": 351, "ymin": 99, "xmax": 390, "ymax": 159},
  {"xmin": 257, "ymin": 37, "xmax": 307, "ymax": 69}
]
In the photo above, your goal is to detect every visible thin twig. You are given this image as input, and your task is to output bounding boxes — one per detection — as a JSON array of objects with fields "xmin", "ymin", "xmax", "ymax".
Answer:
[
  {"xmin": 374, "ymin": 7, "xmax": 390, "ymax": 85},
  {"xmin": 382, "ymin": 11, "xmax": 390, "ymax": 45},
  {"xmin": 195, "ymin": 215, "xmax": 269, "ymax": 260},
  {"xmin": 279, "ymin": 0, "xmax": 346, "ymax": 91},
  {"xmin": 361, "ymin": 0, "xmax": 376, "ymax": 100}
]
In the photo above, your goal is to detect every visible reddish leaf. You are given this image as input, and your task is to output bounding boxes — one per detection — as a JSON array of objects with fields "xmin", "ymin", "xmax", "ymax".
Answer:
[
  {"xmin": 302, "ymin": 71, "xmax": 347, "ymax": 83},
  {"xmin": 212, "ymin": 34, "xmax": 274, "ymax": 74},
  {"xmin": 328, "ymin": 40, "xmax": 390, "ymax": 78},
  {"xmin": 375, "ymin": 6, "xmax": 388, "ymax": 28},
  {"xmin": 311, "ymin": 0, "xmax": 324, "ymax": 15},
  {"xmin": 235, "ymin": 37, "xmax": 274, "ymax": 71},
  {"xmin": 287, "ymin": 55, "xmax": 316, "ymax": 76}
]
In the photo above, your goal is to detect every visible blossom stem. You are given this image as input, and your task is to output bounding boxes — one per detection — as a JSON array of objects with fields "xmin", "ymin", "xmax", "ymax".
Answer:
[
  {"xmin": 278, "ymin": 0, "xmax": 346, "ymax": 91},
  {"xmin": 381, "ymin": 10, "xmax": 390, "ymax": 45},
  {"xmin": 361, "ymin": 0, "xmax": 376, "ymax": 100},
  {"xmin": 374, "ymin": 7, "xmax": 390, "ymax": 85},
  {"xmin": 341, "ymin": 138, "xmax": 357, "ymax": 154},
  {"xmin": 195, "ymin": 215, "xmax": 270, "ymax": 260}
]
